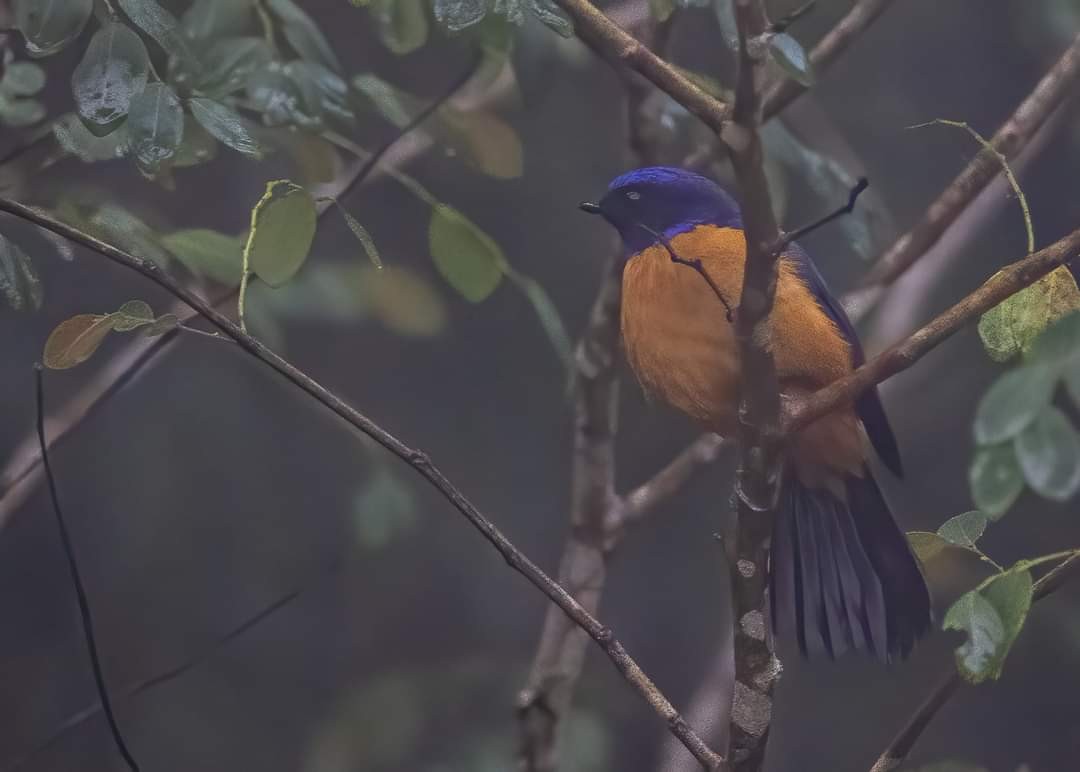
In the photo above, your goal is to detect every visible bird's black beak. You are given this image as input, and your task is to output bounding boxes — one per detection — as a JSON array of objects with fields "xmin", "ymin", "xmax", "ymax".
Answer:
[{"xmin": 579, "ymin": 201, "xmax": 602, "ymax": 215}]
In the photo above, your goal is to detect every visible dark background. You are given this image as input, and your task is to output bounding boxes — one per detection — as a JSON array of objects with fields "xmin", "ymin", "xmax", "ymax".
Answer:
[{"xmin": 1, "ymin": 1, "xmax": 1079, "ymax": 770}]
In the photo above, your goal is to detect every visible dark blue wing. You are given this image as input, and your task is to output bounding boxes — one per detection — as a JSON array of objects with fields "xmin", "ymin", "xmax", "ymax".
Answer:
[{"xmin": 785, "ymin": 242, "xmax": 904, "ymax": 477}]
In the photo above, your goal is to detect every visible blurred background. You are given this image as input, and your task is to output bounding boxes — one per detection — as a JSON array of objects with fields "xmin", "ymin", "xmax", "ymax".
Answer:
[{"xmin": 1, "ymin": 0, "xmax": 1079, "ymax": 770}]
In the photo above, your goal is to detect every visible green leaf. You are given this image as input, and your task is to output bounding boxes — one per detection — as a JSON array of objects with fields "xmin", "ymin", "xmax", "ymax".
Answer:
[
  {"xmin": 943, "ymin": 567, "xmax": 1032, "ymax": 683},
  {"xmin": 0, "ymin": 233, "xmax": 43, "ymax": 311},
  {"xmin": 15, "ymin": 0, "xmax": 94, "ymax": 57},
  {"xmin": 428, "ymin": 204, "xmax": 505, "ymax": 302},
  {"xmin": 650, "ymin": 0, "xmax": 677, "ymax": 22},
  {"xmin": 195, "ymin": 36, "xmax": 273, "ymax": 98},
  {"xmin": 907, "ymin": 531, "xmax": 950, "ymax": 564},
  {"xmin": 53, "ymin": 112, "xmax": 128, "ymax": 161},
  {"xmin": 351, "ymin": 73, "xmax": 417, "ymax": 128},
  {"xmin": 266, "ymin": 0, "xmax": 343, "ymax": 73},
  {"xmin": 161, "ymin": 228, "xmax": 244, "ymax": 286},
  {"xmin": 188, "ymin": 97, "xmax": 263, "ymax": 157},
  {"xmin": 1, "ymin": 61, "xmax": 47, "ymax": 96},
  {"xmin": 110, "ymin": 299, "xmax": 155, "ymax": 331},
  {"xmin": 972, "ymin": 363, "xmax": 1057, "ymax": 445},
  {"xmin": 142, "ymin": 313, "xmax": 179, "ymax": 337},
  {"xmin": 369, "ymin": 0, "xmax": 429, "ymax": 55},
  {"xmin": 1026, "ymin": 309, "xmax": 1080, "ymax": 367},
  {"xmin": 1014, "ymin": 406, "xmax": 1080, "ymax": 501},
  {"xmin": 337, "ymin": 208, "xmax": 383, "ymax": 269},
  {"xmin": 117, "ymin": 0, "xmax": 200, "ymax": 78},
  {"xmin": 978, "ymin": 266, "xmax": 1080, "ymax": 362},
  {"xmin": 286, "ymin": 61, "xmax": 355, "ymax": 124},
  {"xmin": 969, "ymin": 443, "xmax": 1024, "ymax": 520},
  {"xmin": 127, "ymin": 83, "xmax": 185, "ymax": 174},
  {"xmin": 87, "ymin": 203, "xmax": 174, "ymax": 268},
  {"xmin": 71, "ymin": 21, "xmax": 151, "ymax": 132},
  {"xmin": 246, "ymin": 62, "xmax": 322, "ymax": 129},
  {"xmin": 243, "ymin": 180, "xmax": 317, "ymax": 287},
  {"xmin": 769, "ymin": 32, "xmax": 814, "ymax": 87},
  {"xmin": 181, "ymin": 0, "xmax": 254, "ymax": 41},
  {"xmin": 937, "ymin": 511, "xmax": 988, "ymax": 550},
  {"xmin": 42, "ymin": 314, "xmax": 116, "ymax": 369}
]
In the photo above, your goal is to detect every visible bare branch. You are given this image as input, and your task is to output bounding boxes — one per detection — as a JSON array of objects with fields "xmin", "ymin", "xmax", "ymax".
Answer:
[
  {"xmin": 787, "ymin": 226, "xmax": 1080, "ymax": 433},
  {"xmin": 869, "ymin": 553, "xmax": 1080, "ymax": 772},
  {"xmin": 720, "ymin": 2, "xmax": 786, "ymax": 768},
  {"xmin": 0, "ymin": 199, "xmax": 724, "ymax": 772},
  {"xmin": 622, "ymin": 434, "xmax": 729, "ymax": 526},
  {"xmin": 844, "ymin": 30, "xmax": 1080, "ymax": 319},
  {"xmin": 762, "ymin": 0, "xmax": 896, "ymax": 118}
]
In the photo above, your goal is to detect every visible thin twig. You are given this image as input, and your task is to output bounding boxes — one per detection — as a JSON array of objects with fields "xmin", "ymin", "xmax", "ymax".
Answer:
[
  {"xmin": 778, "ymin": 176, "xmax": 868, "ymax": 249},
  {"xmin": 0, "ymin": 199, "xmax": 724, "ymax": 772},
  {"xmin": 621, "ymin": 434, "xmax": 729, "ymax": 526},
  {"xmin": 762, "ymin": 0, "xmax": 895, "ymax": 118},
  {"xmin": 34, "ymin": 365, "xmax": 139, "ymax": 772},
  {"xmin": 869, "ymin": 553, "xmax": 1080, "ymax": 772},
  {"xmin": 844, "ymin": 30, "xmax": 1080, "ymax": 320}
]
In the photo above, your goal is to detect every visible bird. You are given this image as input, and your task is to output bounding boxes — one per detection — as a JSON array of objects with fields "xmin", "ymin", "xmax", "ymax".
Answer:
[{"xmin": 579, "ymin": 166, "xmax": 932, "ymax": 661}]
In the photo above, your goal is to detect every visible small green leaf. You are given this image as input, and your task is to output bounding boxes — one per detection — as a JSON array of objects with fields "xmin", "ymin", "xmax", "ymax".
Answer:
[
  {"xmin": 246, "ymin": 62, "xmax": 322, "ymax": 129},
  {"xmin": 979, "ymin": 266, "xmax": 1080, "ymax": 362},
  {"xmin": 0, "ymin": 97, "xmax": 47, "ymax": 127},
  {"xmin": 111, "ymin": 299, "xmax": 155, "ymax": 331},
  {"xmin": 42, "ymin": 314, "xmax": 116, "ymax": 369},
  {"xmin": 244, "ymin": 180, "xmax": 318, "ymax": 287},
  {"xmin": 87, "ymin": 203, "xmax": 174, "ymax": 268},
  {"xmin": 650, "ymin": 0, "xmax": 677, "ymax": 22},
  {"xmin": 53, "ymin": 112, "xmax": 128, "ymax": 161},
  {"xmin": 127, "ymin": 83, "xmax": 185, "ymax": 174},
  {"xmin": 1026, "ymin": 309, "xmax": 1080, "ymax": 367},
  {"xmin": 337, "ymin": 208, "xmax": 383, "ymax": 269},
  {"xmin": 71, "ymin": 22, "xmax": 150, "ymax": 132},
  {"xmin": 969, "ymin": 443, "xmax": 1024, "ymax": 520},
  {"xmin": 351, "ymin": 73, "xmax": 417, "ymax": 128},
  {"xmin": 369, "ymin": 0, "xmax": 429, "ymax": 55},
  {"xmin": 266, "ymin": 0, "xmax": 343, "ymax": 73},
  {"xmin": 142, "ymin": 313, "xmax": 179, "ymax": 337},
  {"xmin": 181, "ymin": 0, "xmax": 254, "ymax": 40},
  {"xmin": 161, "ymin": 228, "xmax": 244, "ymax": 285},
  {"xmin": 1014, "ymin": 406, "xmax": 1080, "ymax": 501},
  {"xmin": 428, "ymin": 204, "xmax": 505, "ymax": 302},
  {"xmin": 943, "ymin": 567, "xmax": 1032, "ymax": 683},
  {"xmin": 1, "ymin": 61, "xmax": 47, "ymax": 96},
  {"xmin": 907, "ymin": 531, "xmax": 950, "ymax": 564},
  {"xmin": 526, "ymin": 0, "xmax": 572, "ymax": 36},
  {"xmin": 188, "ymin": 97, "xmax": 263, "ymax": 156},
  {"xmin": 15, "ymin": 0, "xmax": 94, "ymax": 57},
  {"xmin": 0, "ymin": 233, "xmax": 43, "ymax": 311},
  {"xmin": 937, "ymin": 511, "xmax": 989, "ymax": 550},
  {"xmin": 973, "ymin": 363, "xmax": 1057, "ymax": 445},
  {"xmin": 117, "ymin": 0, "xmax": 200, "ymax": 78},
  {"xmin": 769, "ymin": 32, "xmax": 814, "ymax": 87}
]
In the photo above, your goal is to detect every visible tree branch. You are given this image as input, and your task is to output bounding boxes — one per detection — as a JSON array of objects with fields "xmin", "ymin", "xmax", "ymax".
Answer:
[
  {"xmin": 869, "ymin": 553, "xmax": 1080, "ymax": 772},
  {"xmin": 0, "ymin": 199, "xmax": 724, "ymax": 772},
  {"xmin": 719, "ymin": 3, "xmax": 786, "ymax": 769},
  {"xmin": 843, "ymin": 29, "xmax": 1080, "ymax": 320},
  {"xmin": 786, "ymin": 225, "xmax": 1080, "ymax": 434},
  {"xmin": 761, "ymin": 0, "xmax": 896, "ymax": 118}
]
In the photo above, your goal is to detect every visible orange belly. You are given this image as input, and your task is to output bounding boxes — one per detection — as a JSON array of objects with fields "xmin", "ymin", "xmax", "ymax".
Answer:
[{"xmin": 620, "ymin": 225, "xmax": 866, "ymax": 481}]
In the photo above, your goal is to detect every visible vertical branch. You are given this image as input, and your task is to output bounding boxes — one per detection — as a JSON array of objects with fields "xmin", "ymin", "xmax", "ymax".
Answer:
[
  {"xmin": 34, "ymin": 365, "xmax": 140, "ymax": 772},
  {"xmin": 720, "ymin": 2, "xmax": 786, "ymax": 769}
]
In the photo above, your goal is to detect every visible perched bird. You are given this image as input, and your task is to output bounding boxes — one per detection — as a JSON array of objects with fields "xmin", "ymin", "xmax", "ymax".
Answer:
[{"xmin": 580, "ymin": 166, "xmax": 932, "ymax": 661}]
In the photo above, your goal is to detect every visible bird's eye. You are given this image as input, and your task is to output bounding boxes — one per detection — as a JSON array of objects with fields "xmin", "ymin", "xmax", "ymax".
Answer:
[{"xmin": 625, "ymin": 190, "xmax": 641, "ymax": 201}]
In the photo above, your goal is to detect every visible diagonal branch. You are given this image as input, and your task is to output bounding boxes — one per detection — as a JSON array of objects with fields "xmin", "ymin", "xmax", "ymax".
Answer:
[
  {"xmin": 786, "ymin": 225, "xmax": 1080, "ymax": 433},
  {"xmin": 869, "ymin": 553, "xmax": 1080, "ymax": 772},
  {"xmin": 0, "ymin": 199, "xmax": 724, "ymax": 772},
  {"xmin": 761, "ymin": 0, "xmax": 896, "ymax": 118},
  {"xmin": 843, "ymin": 29, "xmax": 1080, "ymax": 320}
]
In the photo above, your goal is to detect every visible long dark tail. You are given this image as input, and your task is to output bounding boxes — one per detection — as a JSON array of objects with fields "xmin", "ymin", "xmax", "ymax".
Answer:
[{"xmin": 769, "ymin": 469, "xmax": 932, "ymax": 661}]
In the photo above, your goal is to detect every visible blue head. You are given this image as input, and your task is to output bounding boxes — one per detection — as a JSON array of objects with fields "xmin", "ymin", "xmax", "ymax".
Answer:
[{"xmin": 581, "ymin": 166, "xmax": 742, "ymax": 253}]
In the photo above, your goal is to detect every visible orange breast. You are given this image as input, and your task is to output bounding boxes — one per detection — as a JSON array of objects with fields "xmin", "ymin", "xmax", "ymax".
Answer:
[{"xmin": 620, "ymin": 225, "xmax": 865, "ymax": 476}]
